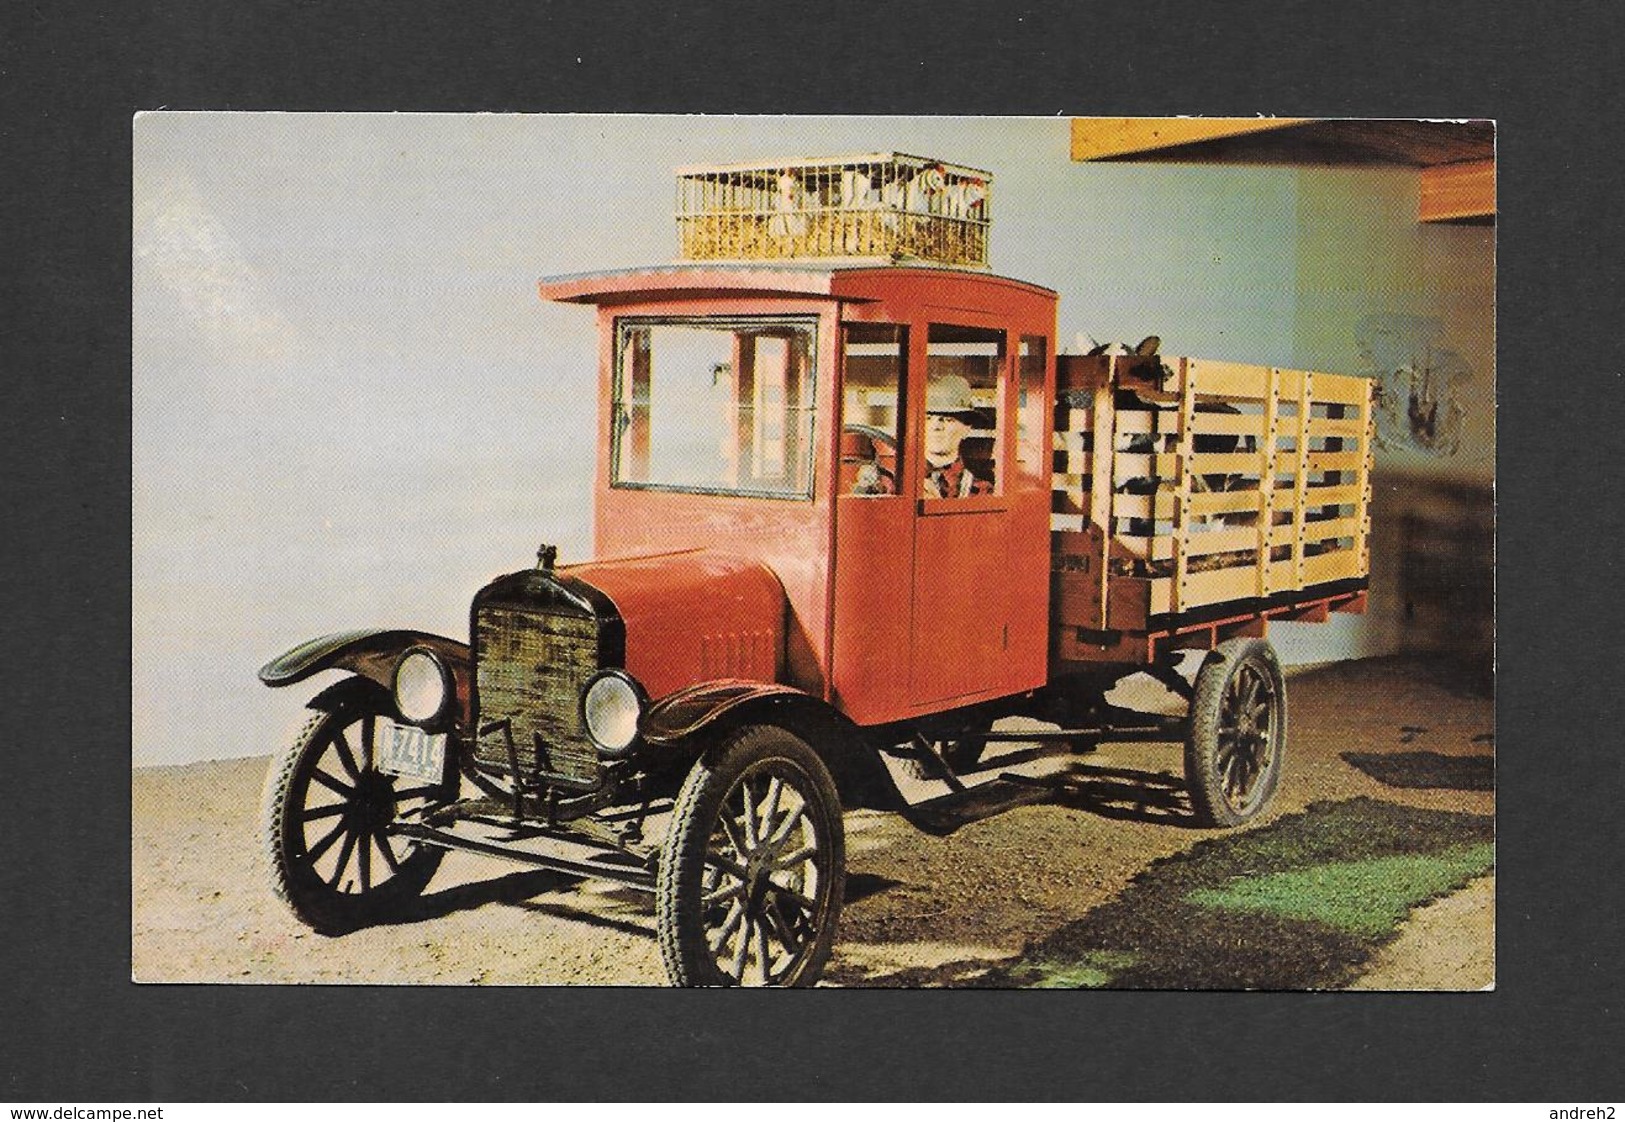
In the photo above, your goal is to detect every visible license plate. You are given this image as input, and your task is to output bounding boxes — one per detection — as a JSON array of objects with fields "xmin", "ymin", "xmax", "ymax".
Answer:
[{"xmin": 378, "ymin": 723, "xmax": 447, "ymax": 785}]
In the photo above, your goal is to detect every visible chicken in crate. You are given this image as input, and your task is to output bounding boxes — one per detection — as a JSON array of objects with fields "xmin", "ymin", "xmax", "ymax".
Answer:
[
  {"xmin": 675, "ymin": 153, "xmax": 992, "ymax": 268},
  {"xmin": 257, "ymin": 152, "xmax": 1372, "ymax": 986}
]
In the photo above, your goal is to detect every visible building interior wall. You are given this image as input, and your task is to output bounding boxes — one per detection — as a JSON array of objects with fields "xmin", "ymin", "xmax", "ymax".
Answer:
[{"xmin": 1020, "ymin": 155, "xmax": 1494, "ymax": 683}]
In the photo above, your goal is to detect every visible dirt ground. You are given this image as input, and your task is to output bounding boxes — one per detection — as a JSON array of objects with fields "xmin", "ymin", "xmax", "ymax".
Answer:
[{"xmin": 132, "ymin": 656, "xmax": 1494, "ymax": 987}]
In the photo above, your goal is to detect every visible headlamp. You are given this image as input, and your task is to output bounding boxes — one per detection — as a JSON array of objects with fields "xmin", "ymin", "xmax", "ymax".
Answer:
[
  {"xmin": 580, "ymin": 669, "xmax": 645, "ymax": 756},
  {"xmin": 393, "ymin": 647, "xmax": 452, "ymax": 726}
]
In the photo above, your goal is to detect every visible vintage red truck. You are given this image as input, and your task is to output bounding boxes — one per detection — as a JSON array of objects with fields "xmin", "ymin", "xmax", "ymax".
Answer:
[{"xmin": 258, "ymin": 153, "xmax": 1373, "ymax": 986}]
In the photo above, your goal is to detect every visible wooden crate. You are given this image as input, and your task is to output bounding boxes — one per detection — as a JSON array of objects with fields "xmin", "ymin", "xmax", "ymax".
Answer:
[{"xmin": 1050, "ymin": 354, "xmax": 1374, "ymax": 657}]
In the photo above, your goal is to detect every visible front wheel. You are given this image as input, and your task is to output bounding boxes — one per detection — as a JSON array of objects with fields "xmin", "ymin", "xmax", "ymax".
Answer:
[
  {"xmin": 1184, "ymin": 638, "xmax": 1287, "ymax": 827},
  {"xmin": 656, "ymin": 725, "xmax": 845, "ymax": 987},
  {"xmin": 261, "ymin": 682, "xmax": 453, "ymax": 933}
]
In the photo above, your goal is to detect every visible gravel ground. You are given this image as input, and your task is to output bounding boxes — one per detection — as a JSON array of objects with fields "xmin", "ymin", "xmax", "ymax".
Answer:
[{"xmin": 132, "ymin": 655, "xmax": 1494, "ymax": 987}]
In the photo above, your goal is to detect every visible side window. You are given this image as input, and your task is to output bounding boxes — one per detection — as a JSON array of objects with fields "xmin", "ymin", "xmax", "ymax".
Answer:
[
  {"xmin": 1016, "ymin": 335, "xmax": 1048, "ymax": 485},
  {"xmin": 840, "ymin": 324, "xmax": 905, "ymax": 496},
  {"xmin": 924, "ymin": 324, "xmax": 1004, "ymax": 498}
]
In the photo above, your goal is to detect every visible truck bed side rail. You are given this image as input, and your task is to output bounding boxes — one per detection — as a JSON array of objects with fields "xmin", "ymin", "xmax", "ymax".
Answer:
[{"xmin": 1050, "ymin": 354, "xmax": 1374, "ymax": 662}]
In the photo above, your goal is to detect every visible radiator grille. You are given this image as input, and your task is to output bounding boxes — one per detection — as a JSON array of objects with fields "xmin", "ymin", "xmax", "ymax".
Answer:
[{"xmin": 474, "ymin": 604, "xmax": 601, "ymax": 786}]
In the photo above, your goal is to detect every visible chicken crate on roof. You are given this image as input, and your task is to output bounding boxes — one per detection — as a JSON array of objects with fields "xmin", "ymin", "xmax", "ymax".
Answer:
[{"xmin": 674, "ymin": 153, "xmax": 993, "ymax": 269}]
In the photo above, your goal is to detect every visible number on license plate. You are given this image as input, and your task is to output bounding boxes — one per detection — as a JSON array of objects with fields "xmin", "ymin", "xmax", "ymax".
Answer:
[{"xmin": 379, "ymin": 723, "xmax": 447, "ymax": 785}]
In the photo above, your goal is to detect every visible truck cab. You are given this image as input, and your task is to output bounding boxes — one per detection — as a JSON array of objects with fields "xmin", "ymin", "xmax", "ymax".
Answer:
[{"xmin": 538, "ymin": 265, "xmax": 1057, "ymax": 726}]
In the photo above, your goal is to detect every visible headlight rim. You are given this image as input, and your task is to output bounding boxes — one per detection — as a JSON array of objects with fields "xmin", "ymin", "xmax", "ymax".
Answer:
[
  {"xmin": 392, "ymin": 645, "xmax": 453, "ymax": 729},
  {"xmin": 579, "ymin": 668, "xmax": 647, "ymax": 757}
]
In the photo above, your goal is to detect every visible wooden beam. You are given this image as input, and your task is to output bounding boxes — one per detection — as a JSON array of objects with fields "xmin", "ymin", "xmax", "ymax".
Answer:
[
  {"xmin": 1070, "ymin": 117, "xmax": 1310, "ymax": 161},
  {"xmin": 1419, "ymin": 157, "xmax": 1496, "ymax": 221}
]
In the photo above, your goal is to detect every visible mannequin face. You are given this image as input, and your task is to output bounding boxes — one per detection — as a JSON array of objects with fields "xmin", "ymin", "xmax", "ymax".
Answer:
[{"xmin": 925, "ymin": 413, "xmax": 970, "ymax": 468}]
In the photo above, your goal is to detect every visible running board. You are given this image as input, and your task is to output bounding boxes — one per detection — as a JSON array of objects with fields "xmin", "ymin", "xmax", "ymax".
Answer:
[
  {"xmin": 392, "ymin": 820, "xmax": 657, "ymax": 890},
  {"xmin": 980, "ymin": 721, "xmax": 1187, "ymax": 743}
]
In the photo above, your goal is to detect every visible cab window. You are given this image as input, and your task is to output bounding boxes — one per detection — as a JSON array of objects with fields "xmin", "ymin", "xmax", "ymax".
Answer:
[
  {"xmin": 840, "ymin": 324, "xmax": 905, "ymax": 497},
  {"xmin": 924, "ymin": 324, "xmax": 1004, "ymax": 498},
  {"xmin": 612, "ymin": 316, "xmax": 817, "ymax": 499}
]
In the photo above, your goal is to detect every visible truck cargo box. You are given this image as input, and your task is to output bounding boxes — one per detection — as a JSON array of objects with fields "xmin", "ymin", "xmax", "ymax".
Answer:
[{"xmin": 1050, "ymin": 352, "xmax": 1373, "ymax": 664}]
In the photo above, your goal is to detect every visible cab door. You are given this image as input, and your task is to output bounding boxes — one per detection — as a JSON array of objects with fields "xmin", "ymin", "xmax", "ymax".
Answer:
[{"xmin": 907, "ymin": 321, "xmax": 1016, "ymax": 706}]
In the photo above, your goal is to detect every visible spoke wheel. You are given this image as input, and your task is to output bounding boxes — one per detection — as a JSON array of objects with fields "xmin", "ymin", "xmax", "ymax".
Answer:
[
  {"xmin": 261, "ymin": 682, "xmax": 452, "ymax": 933},
  {"xmin": 1184, "ymin": 638, "xmax": 1287, "ymax": 827},
  {"xmin": 656, "ymin": 725, "xmax": 844, "ymax": 987}
]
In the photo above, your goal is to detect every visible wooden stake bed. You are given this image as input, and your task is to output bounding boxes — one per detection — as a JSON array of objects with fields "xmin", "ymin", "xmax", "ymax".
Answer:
[{"xmin": 1049, "ymin": 353, "xmax": 1373, "ymax": 666}]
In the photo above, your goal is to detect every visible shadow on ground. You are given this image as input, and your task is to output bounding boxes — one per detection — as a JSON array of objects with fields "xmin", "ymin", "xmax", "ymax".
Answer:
[
  {"xmin": 845, "ymin": 796, "xmax": 1495, "ymax": 989},
  {"xmin": 901, "ymin": 759, "xmax": 1201, "ymax": 836},
  {"xmin": 1341, "ymin": 751, "xmax": 1495, "ymax": 791}
]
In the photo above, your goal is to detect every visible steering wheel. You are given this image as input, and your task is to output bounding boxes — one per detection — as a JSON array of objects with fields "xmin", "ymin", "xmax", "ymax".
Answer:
[{"xmin": 841, "ymin": 423, "xmax": 898, "ymax": 495}]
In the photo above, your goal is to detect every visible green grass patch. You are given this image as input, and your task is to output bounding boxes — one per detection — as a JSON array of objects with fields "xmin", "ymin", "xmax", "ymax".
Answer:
[
  {"xmin": 1187, "ymin": 842, "xmax": 1495, "ymax": 937},
  {"xmin": 982, "ymin": 797, "xmax": 1494, "ymax": 990}
]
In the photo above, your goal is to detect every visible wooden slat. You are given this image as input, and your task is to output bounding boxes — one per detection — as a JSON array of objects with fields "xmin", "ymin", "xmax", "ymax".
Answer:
[
  {"xmin": 1181, "ymin": 564, "xmax": 1261, "ymax": 609},
  {"xmin": 1052, "ymin": 471, "xmax": 1091, "ymax": 493},
  {"xmin": 1301, "ymin": 482, "xmax": 1364, "ymax": 506},
  {"xmin": 1188, "ymin": 489, "xmax": 1262, "ymax": 517},
  {"xmin": 1172, "ymin": 359, "xmax": 1197, "ymax": 612},
  {"xmin": 1267, "ymin": 558, "xmax": 1299, "ymax": 592},
  {"xmin": 1186, "ymin": 359, "xmax": 1272, "ymax": 400},
  {"xmin": 1070, "ymin": 117, "xmax": 1309, "ymax": 162},
  {"xmin": 1053, "ymin": 430, "xmax": 1090, "ymax": 453},
  {"xmin": 1303, "ymin": 548, "xmax": 1363, "ymax": 585},
  {"xmin": 1089, "ymin": 378, "xmax": 1117, "ymax": 628},
  {"xmin": 1188, "ymin": 451, "xmax": 1265, "ymax": 475},
  {"xmin": 1188, "ymin": 412, "xmax": 1267, "ymax": 438},
  {"xmin": 1307, "ymin": 415, "xmax": 1367, "ymax": 438},
  {"xmin": 1308, "ymin": 373, "xmax": 1369, "ymax": 406},
  {"xmin": 1113, "ymin": 534, "xmax": 1177, "ymax": 562},
  {"xmin": 1257, "ymin": 365, "xmax": 1281, "ymax": 595},
  {"xmin": 1354, "ymin": 378, "xmax": 1376, "ymax": 570},
  {"xmin": 1290, "ymin": 372, "xmax": 1313, "ymax": 589},
  {"xmin": 1307, "ymin": 450, "xmax": 1365, "ymax": 473},
  {"xmin": 1300, "ymin": 516, "xmax": 1362, "ymax": 543},
  {"xmin": 1419, "ymin": 158, "xmax": 1495, "ymax": 222},
  {"xmin": 1185, "ymin": 526, "xmax": 1258, "ymax": 556},
  {"xmin": 1143, "ymin": 578, "xmax": 1173, "ymax": 616}
]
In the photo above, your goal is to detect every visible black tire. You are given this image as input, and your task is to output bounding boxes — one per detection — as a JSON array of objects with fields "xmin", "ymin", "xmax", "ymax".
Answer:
[
  {"xmin": 1184, "ymin": 638, "xmax": 1287, "ymax": 827},
  {"xmin": 261, "ymin": 682, "xmax": 453, "ymax": 933},
  {"xmin": 656, "ymin": 725, "xmax": 845, "ymax": 987}
]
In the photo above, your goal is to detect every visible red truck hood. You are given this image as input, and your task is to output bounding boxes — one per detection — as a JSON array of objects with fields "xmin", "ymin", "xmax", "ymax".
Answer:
[{"xmin": 562, "ymin": 550, "xmax": 786, "ymax": 699}]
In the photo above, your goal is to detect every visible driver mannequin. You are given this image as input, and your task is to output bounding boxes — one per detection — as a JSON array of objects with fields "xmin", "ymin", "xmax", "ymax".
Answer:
[{"xmin": 923, "ymin": 374, "xmax": 994, "ymax": 498}]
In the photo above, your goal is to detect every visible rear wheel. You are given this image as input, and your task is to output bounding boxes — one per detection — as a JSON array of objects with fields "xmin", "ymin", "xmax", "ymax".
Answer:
[
  {"xmin": 1184, "ymin": 638, "xmax": 1287, "ymax": 827},
  {"xmin": 656, "ymin": 725, "xmax": 845, "ymax": 987},
  {"xmin": 261, "ymin": 683, "xmax": 452, "ymax": 933}
]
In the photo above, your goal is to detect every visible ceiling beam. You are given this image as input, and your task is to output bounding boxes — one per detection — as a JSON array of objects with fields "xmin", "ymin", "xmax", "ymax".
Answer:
[
  {"xmin": 1070, "ymin": 117, "xmax": 1310, "ymax": 161},
  {"xmin": 1418, "ymin": 158, "xmax": 1496, "ymax": 222}
]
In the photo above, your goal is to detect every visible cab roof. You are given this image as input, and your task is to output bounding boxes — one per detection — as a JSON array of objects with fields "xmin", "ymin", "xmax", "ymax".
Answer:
[{"xmin": 537, "ymin": 264, "xmax": 1057, "ymax": 307}]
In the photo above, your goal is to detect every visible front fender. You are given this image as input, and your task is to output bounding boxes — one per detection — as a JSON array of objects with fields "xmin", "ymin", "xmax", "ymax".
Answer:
[
  {"xmin": 258, "ymin": 628, "xmax": 471, "ymax": 719},
  {"xmin": 640, "ymin": 680, "xmax": 902, "ymax": 811}
]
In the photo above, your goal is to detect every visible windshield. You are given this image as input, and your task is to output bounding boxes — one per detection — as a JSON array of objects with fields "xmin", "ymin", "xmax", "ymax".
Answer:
[{"xmin": 612, "ymin": 316, "xmax": 818, "ymax": 499}]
